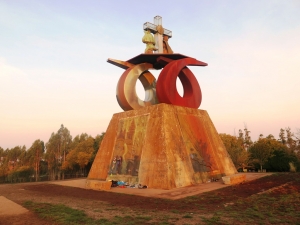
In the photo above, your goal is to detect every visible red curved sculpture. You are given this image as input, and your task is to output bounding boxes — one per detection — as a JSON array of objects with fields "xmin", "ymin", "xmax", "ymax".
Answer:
[
  {"xmin": 108, "ymin": 54, "xmax": 207, "ymax": 110},
  {"xmin": 156, "ymin": 57, "xmax": 205, "ymax": 108}
]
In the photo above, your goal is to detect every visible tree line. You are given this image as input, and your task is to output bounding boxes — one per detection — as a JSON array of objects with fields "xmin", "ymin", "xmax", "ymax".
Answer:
[
  {"xmin": 0, "ymin": 124, "xmax": 105, "ymax": 183},
  {"xmin": 1, "ymin": 125, "xmax": 299, "ymax": 184},
  {"xmin": 220, "ymin": 127, "xmax": 300, "ymax": 172}
]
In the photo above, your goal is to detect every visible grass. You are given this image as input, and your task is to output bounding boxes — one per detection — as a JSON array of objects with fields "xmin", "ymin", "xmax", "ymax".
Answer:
[
  {"xmin": 23, "ymin": 190, "xmax": 300, "ymax": 225},
  {"xmin": 171, "ymin": 209, "xmax": 180, "ymax": 214},
  {"xmin": 201, "ymin": 215, "xmax": 221, "ymax": 225},
  {"xmin": 182, "ymin": 214, "xmax": 193, "ymax": 218},
  {"xmin": 21, "ymin": 173, "xmax": 300, "ymax": 225},
  {"xmin": 23, "ymin": 201, "xmax": 154, "ymax": 225},
  {"xmin": 23, "ymin": 201, "xmax": 95, "ymax": 225},
  {"xmin": 219, "ymin": 191, "xmax": 300, "ymax": 223}
]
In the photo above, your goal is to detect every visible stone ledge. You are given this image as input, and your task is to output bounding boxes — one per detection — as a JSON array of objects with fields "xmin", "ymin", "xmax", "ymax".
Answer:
[
  {"xmin": 222, "ymin": 173, "xmax": 246, "ymax": 185},
  {"xmin": 86, "ymin": 179, "xmax": 112, "ymax": 191}
]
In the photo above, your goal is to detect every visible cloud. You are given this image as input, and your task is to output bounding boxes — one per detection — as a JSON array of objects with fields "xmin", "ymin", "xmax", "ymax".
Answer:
[{"xmin": 0, "ymin": 57, "xmax": 26, "ymax": 77}]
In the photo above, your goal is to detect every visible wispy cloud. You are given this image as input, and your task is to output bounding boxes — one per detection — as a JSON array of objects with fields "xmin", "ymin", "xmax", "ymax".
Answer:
[{"xmin": 0, "ymin": 57, "xmax": 26, "ymax": 77}]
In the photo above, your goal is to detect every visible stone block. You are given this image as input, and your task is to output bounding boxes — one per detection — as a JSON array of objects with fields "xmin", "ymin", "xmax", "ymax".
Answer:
[
  {"xmin": 86, "ymin": 180, "xmax": 112, "ymax": 190},
  {"xmin": 222, "ymin": 174, "xmax": 246, "ymax": 185}
]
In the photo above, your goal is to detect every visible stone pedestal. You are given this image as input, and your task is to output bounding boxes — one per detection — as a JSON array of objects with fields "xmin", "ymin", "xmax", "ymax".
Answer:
[
  {"xmin": 86, "ymin": 180, "xmax": 112, "ymax": 191},
  {"xmin": 222, "ymin": 174, "xmax": 246, "ymax": 185},
  {"xmin": 87, "ymin": 104, "xmax": 237, "ymax": 190}
]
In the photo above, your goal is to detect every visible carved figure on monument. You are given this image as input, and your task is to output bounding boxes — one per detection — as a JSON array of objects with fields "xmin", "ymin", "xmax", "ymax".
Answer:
[
  {"xmin": 163, "ymin": 35, "xmax": 173, "ymax": 54},
  {"xmin": 116, "ymin": 156, "xmax": 122, "ymax": 174},
  {"xmin": 142, "ymin": 30, "xmax": 157, "ymax": 54},
  {"xmin": 142, "ymin": 16, "xmax": 173, "ymax": 54},
  {"xmin": 110, "ymin": 157, "xmax": 117, "ymax": 175}
]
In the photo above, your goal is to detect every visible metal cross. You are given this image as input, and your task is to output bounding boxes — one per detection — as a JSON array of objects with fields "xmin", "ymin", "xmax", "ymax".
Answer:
[{"xmin": 143, "ymin": 16, "xmax": 172, "ymax": 53}]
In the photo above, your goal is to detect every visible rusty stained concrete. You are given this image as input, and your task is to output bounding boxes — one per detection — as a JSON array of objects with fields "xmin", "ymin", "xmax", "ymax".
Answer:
[{"xmin": 87, "ymin": 104, "xmax": 237, "ymax": 190}]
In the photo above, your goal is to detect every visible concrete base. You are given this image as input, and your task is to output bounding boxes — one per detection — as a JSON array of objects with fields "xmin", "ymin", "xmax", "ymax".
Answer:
[
  {"xmin": 0, "ymin": 196, "xmax": 28, "ymax": 216},
  {"xmin": 222, "ymin": 174, "xmax": 246, "ymax": 185},
  {"xmin": 86, "ymin": 180, "xmax": 112, "ymax": 190},
  {"xmin": 48, "ymin": 173, "xmax": 271, "ymax": 200},
  {"xmin": 87, "ymin": 104, "xmax": 237, "ymax": 190}
]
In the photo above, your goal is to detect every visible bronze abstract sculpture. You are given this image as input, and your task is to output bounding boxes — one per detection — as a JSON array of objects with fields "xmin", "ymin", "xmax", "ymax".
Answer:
[
  {"xmin": 108, "ymin": 54, "xmax": 207, "ymax": 111},
  {"xmin": 108, "ymin": 16, "xmax": 207, "ymax": 111}
]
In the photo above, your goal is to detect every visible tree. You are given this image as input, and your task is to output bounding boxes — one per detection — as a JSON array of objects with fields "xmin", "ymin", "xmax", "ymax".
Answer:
[
  {"xmin": 0, "ymin": 147, "xmax": 8, "ymax": 181},
  {"xmin": 278, "ymin": 128, "xmax": 286, "ymax": 145},
  {"xmin": 296, "ymin": 128, "xmax": 300, "ymax": 143},
  {"xmin": 63, "ymin": 149, "xmax": 77, "ymax": 170},
  {"xmin": 219, "ymin": 133, "xmax": 249, "ymax": 169},
  {"xmin": 249, "ymin": 138, "xmax": 282, "ymax": 172},
  {"xmin": 0, "ymin": 146, "xmax": 4, "ymax": 167},
  {"xmin": 45, "ymin": 125, "xmax": 72, "ymax": 180},
  {"xmin": 77, "ymin": 152, "xmax": 91, "ymax": 171},
  {"xmin": 285, "ymin": 127, "xmax": 297, "ymax": 153},
  {"xmin": 266, "ymin": 134, "xmax": 275, "ymax": 140},
  {"xmin": 45, "ymin": 132, "xmax": 61, "ymax": 180},
  {"xmin": 264, "ymin": 148, "xmax": 297, "ymax": 172},
  {"xmin": 0, "ymin": 147, "xmax": 7, "ymax": 181},
  {"xmin": 243, "ymin": 127, "xmax": 253, "ymax": 151},
  {"xmin": 15, "ymin": 166, "xmax": 33, "ymax": 182},
  {"xmin": 296, "ymin": 128, "xmax": 300, "ymax": 160},
  {"xmin": 69, "ymin": 133, "xmax": 89, "ymax": 152},
  {"xmin": 237, "ymin": 127, "xmax": 253, "ymax": 151},
  {"xmin": 90, "ymin": 133, "xmax": 105, "ymax": 163},
  {"xmin": 74, "ymin": 136, "xmax": 94, "ymax": 174},
  {"xmin": 57, "ymin": 124, "xmax": 72, "ymax": 179},
  {"xmin": 64, "ymin": 136, "xmax": 94, "ymax": 175},
  {"xmin": 28, "ymin": 140, "xmax": 44, "ymax": 181},
  {"xmin": 84, "ymin": 132, "xmax": 106, "ymax": 174},
  {"xmin": 238, "ymin": 129, "xmax": 244, "ymax": 143},
  {"xmin": 7, "ymin": 146, "xmax": 26, "ymax": 171}
]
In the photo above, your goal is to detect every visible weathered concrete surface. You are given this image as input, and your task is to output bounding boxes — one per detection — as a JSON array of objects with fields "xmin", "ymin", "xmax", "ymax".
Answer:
[
  {"xmin": 87, "ymin": 104, "xmax": 237, "ymax": 190},
  {"xmin": 86, "ymin": 180, "xmax": 112, "ymax": 191},
  {"xmin": 222, "ymin": 174, "xmax": 246, "ymax": 185},
  {"xmin": 0, "ymin": 196, "xmax": 28, "ymax": 215}
]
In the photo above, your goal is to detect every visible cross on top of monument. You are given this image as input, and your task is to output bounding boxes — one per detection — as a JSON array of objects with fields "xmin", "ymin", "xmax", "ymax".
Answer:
[{"xmin": 143, "ymin": 16, "xmax": 172, "ymax": 53}]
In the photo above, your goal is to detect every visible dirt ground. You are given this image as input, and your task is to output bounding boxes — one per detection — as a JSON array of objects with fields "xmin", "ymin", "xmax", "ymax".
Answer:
[{"xmin": 0, "ymin": 173, "xmax": 299, "ymax": 224}]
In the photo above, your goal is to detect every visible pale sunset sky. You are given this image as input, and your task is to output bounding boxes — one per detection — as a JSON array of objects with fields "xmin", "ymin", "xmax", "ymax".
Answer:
[{"xmin": 1, "ymin": 0, "xmax": 299, "ymax": 149}]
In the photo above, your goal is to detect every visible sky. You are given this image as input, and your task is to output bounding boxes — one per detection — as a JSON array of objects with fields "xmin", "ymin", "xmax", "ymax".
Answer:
[{"xmin": 0, "ymin": 0, "xmax": 299, "ymax": 149}]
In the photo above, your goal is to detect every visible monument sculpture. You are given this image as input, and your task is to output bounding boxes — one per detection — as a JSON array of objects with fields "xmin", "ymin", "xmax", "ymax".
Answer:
[{"xmin": 86, "ymin": 16, "xmax": 241, "ymax": 190}]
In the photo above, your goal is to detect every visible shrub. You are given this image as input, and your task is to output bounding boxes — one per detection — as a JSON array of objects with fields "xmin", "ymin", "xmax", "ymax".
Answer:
[{"xmin": 289, "ymin": 162, "xmax": 296, "ymax": 172}]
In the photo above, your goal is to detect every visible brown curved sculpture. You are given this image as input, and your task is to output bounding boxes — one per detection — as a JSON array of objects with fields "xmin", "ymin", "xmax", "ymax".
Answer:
[{"xmin": 116, "ymin": 63, "xmax": 158, "ymax": 111}]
